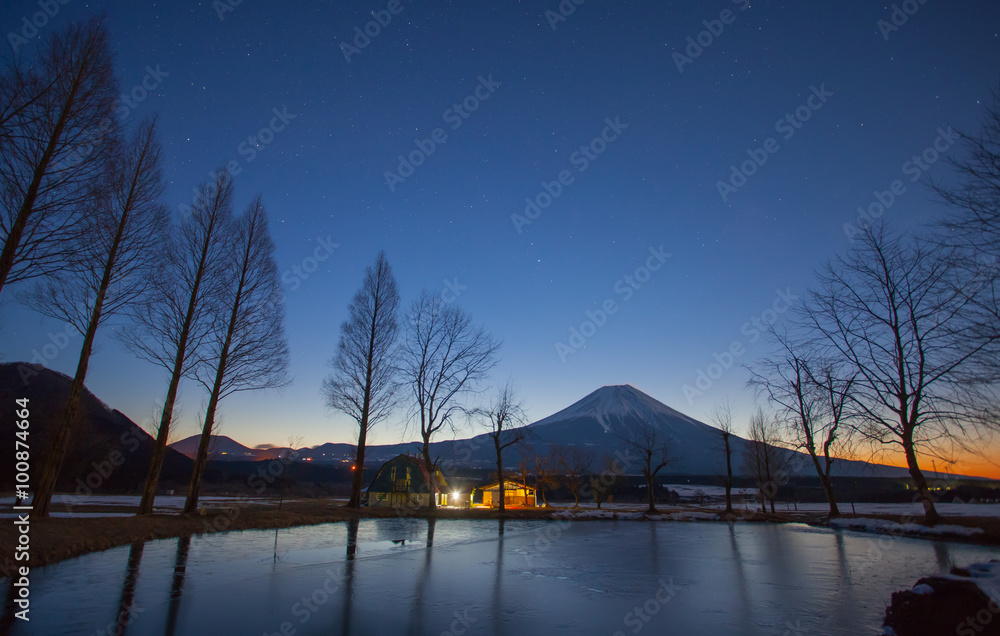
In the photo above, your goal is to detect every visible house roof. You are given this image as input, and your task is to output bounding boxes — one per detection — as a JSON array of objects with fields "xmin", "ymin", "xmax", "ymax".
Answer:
[{"xmin": 366, "ymin": 453, "xmax": 449, "ymax": 494}]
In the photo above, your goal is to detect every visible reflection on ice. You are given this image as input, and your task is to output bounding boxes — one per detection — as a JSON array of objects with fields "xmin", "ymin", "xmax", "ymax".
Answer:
[{"xmin": 3, "ymin": 519, "xmax": 999, "ymax": 635}]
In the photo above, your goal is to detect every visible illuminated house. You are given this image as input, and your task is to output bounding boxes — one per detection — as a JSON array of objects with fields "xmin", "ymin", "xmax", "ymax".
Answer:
[
  {"xmin": 366, "ymin": 454, "xmax": 453, "ymax": 508},
  {"xmin": 480, "ymin": 481, "xmax": 537, "ymax": 507}
]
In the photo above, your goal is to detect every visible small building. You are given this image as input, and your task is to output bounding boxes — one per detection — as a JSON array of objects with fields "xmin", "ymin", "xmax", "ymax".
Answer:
[
  {"xmin": 366, "ymin": 454, "xmax": 454, "ymax": 509},
  {"xmin": 479, "ymin": 481, "xmax": 537, "ymax": 508}
]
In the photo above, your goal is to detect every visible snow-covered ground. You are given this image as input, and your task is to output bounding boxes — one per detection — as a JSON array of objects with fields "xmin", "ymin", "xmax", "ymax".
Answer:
[
  {"xmin": 0, "ymin": 494, "xmax": 311, "ymax": 513},
  {"xmin": 701, "ymin": 501, "xmax": 1000, "ymax": 518},
  {"xmin": 830, "ymin": 516, "xmax": 985, "ymax": 538},
  {"xmin": 662, "ymin": 484, "xmax": 757, "ymax": 497}
]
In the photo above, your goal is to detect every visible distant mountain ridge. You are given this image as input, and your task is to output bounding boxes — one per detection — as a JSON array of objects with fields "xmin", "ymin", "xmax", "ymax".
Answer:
[
  {"xmin": 0, "ymin": 363, "xmax": 192, "ymax": 491},
  {"xmin": 3, "ymin": 362, "xmax": 924, "ymax": 480},
  {"xmin": 297, "ymin": 384, "xmax": 916, "ymax": 478},
  {"xmin": 169, "ymin": 434, "xmax": 293, "ymax": 461}
]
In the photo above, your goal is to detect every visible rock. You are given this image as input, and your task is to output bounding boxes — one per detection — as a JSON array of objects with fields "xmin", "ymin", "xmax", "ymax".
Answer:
[{"xmin": 884, "ymin": 570, "xmax": 1000, "ymax": 636}]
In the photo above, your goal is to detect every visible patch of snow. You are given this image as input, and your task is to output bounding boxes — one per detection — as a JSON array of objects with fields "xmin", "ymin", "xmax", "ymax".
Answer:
[
  {"xmin": 830, "ymin": 517, "xmax": 984, "ymax": 538},
  {"xmin": 951, "ymin": 561, "xmax": 1000, "ymax": 601}
]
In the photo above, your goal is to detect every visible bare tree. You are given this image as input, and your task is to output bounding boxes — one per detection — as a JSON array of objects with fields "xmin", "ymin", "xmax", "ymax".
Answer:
[
  {"xmin": 473, "ymin": 380, "xmax": 528, "ymax": 512},
  {"xmin": 183, "ymin": 197, "xmax": 290, "ymax": 514},
  {"xmin": 586, "ymin": 454, "xmax": 622, "ymax": 509},
  {"xmin": 120, "ymin": 169, "xmax": 235, "ymax": 515},
  {"xmin": 800, "ymin": 223, "xmax": 996, "ymax": 524},
  {"xmin": 708, "ymin": 398, "xmax": 737, "ymax": 516},
  {"xmin": 534, "ymin": 448, "xmax": 560, "ymax": 507},
  {"xmin": 558, "ymin": 446, "xmax": 594, "ymax": 509},
  {"xmin": 399, "ymin": 292, "xmax": 500, "ymax": 511},
  {"xmin": 749, "ymin": 332, "xmax": 855, "ymax": 518},
  {"xmin": 323, "ymin": 251, "xmax": 401, "ymax": 509},
  {"xmin": 0, "ymin": 19, "xmax": 118, "ymax": 298},
  {"xmin": 620, "ymin": 422, "xmax": 671, "ymax": 514},
  {"xmin": 515, "ymin": 451, "xmax": 533, "ymax": 507},
  {"xmin": 742, "ymin": 409, "xmax": 787, "ymax": 514},
  {"xmin": 26, "ymin": 119, "xmax": 168, "ymax": 517},
  {"xmin": 933, "ymin": 89, "xmax": 1000, "ymax": 385}
]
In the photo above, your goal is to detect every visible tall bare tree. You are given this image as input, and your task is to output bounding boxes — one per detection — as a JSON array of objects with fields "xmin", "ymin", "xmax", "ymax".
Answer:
[
  {"xmin": 399, "ymin": 292, "xmax": 500, "ymax": 511},
  {"xmin": 620, "ymin": 422, "xmax": 671, "ymax": 514},
  {"xmin": 26, "ymin": 119, "xmax": 168, "ymax": 517},
  {"xmin": 933, "ymin": 89, "xmax": 1000, "ymax": 386},
  {"xmin": 742, "ymin": 409, "xmax": 787, "ymax": 514},
  {"xmin": 749, "ymin": 332, "xmax": 855, "ymax": 518},
  {"xmin": 119, "ymin": 169, "xmax": 235, "ymax": 515},
  {"xmin": 558, "ymin": 446, "xmax": 594, "ymax": 509},
  {"xmin": 183, "ymin": 197, "xmax": 289, "ymax": 514},
  {"xmin": 0, "ymin": 19, "xmax": 118, "ymax": 298},
  {"xmin": 534, "ymin": 449, "xmax": 560, "ymax": 507},
  {"xmin": 474, "ymin": 380, "xmax": 528, "ymax": 512},
  {"xmin": 323, "ymin": 251, "xmax": 401, "ymax": 509},
  {"xmin": 586, "ymin": 454, "xmax": 622, "ymax": 509},
  {"xmin": 708, "ymin": 398, "xmax": 737, "ymax": 516},
  {"xmin": 800, "ymin": 223, "xmax": 995, "ymax": 524}
]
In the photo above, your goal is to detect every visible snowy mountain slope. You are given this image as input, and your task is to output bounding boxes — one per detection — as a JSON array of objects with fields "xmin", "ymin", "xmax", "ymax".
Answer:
[{"xmin": 437, "ymin": 384, "xmax": 912, "ymax": 477}]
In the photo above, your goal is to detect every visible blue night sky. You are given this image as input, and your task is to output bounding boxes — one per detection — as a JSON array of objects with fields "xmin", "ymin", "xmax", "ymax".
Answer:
[{"xmin": 2, "ymin": 1, "xmax": 999, "ymax": 456}]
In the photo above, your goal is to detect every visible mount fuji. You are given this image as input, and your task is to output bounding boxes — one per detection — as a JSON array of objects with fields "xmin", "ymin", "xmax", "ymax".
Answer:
[{"xmin": 303, "ymin": 384, "xmax": 912, "ymax": 477}]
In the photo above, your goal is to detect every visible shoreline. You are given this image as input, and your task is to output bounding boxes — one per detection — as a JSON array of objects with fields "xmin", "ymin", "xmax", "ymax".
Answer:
[{"xmin": 3, "ymin": 500, "xmax": 1000, "ymax": 572}]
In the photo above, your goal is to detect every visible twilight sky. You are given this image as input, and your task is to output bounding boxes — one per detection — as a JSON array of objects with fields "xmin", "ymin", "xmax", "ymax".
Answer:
[{"xmin": 2, "ymin": 1, "xmax": 999, "ymax": 476}]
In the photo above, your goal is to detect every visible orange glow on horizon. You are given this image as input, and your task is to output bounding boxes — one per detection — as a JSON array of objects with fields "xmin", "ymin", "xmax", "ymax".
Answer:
[{"xmin": 839, "ymin": 446, "xmax": 1000, "ymax": 481}]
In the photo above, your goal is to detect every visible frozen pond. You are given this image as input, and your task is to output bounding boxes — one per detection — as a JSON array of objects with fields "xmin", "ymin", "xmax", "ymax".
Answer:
[{"xmin": 2, "ymin": 518, "xmax": 998, "ymax": 635}]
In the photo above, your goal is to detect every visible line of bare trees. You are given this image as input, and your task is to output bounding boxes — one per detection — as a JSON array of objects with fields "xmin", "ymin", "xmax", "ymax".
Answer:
[
  {"xmin": 323, "ymin": 257, "xmax": 503, "ymax": 511},
  {"xmin": 2, "ymin": 21, "xmax": 289, "ymax": 518},
  {"xmin": 732, "ymin": 91, "xmax": 1000, "ymax": 525}
]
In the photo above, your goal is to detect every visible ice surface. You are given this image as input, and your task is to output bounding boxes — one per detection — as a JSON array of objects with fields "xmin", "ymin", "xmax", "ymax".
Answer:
[{"xmin": 4, "ymin": 519, "xmax": 999, "ymax": 635}]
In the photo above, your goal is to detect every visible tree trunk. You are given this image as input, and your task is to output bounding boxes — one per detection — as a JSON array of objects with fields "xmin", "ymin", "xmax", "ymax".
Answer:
[
  {"xmin": 646, "ymin": 474, "xmax": 656, "ymax": 514},
  {"xmin": 348, "ymin": 429, "xmax": 367, "ymax": 508},
  {"xmin": 820, "ymin": 473, "xmax": 840, "ymax": 517},
  {"xmin": 138, "ymin": 362, "xmax": 182, "ymax": 515},
  {"xmin": 32, "ymin": 209, "xmax": 123, "ymax": 518},
  {"xmin": 496, "ymin": 440, "xmax": 505, "ymax": 513},
  {"xmin": 723, "ymin": 433, "xmax": 733, "ymax": 515},
  {"xmin": 903, "ymin": 428, "xmax": 940, "ymax": 525},
  {"xmin": 32, "ymin": 323, "xmax": 97, "ymax": 518},
  {"xmin": 139, "ymin": 231, "xmax": 214, "ymax": 516},
  {"xmin": 421, "ymin": 439, "xmax": 437, "ymax": 512},
  {"xmin": 183, "ymin": 377, "xmax": 223, "ymax": 515},
  {"xmin": 0, "ymin": 63, "xmax": 79, "ymax": 296},
  {"xmin": 183, "ymin": 309, "xmax": 234, "ymax": 515}
]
